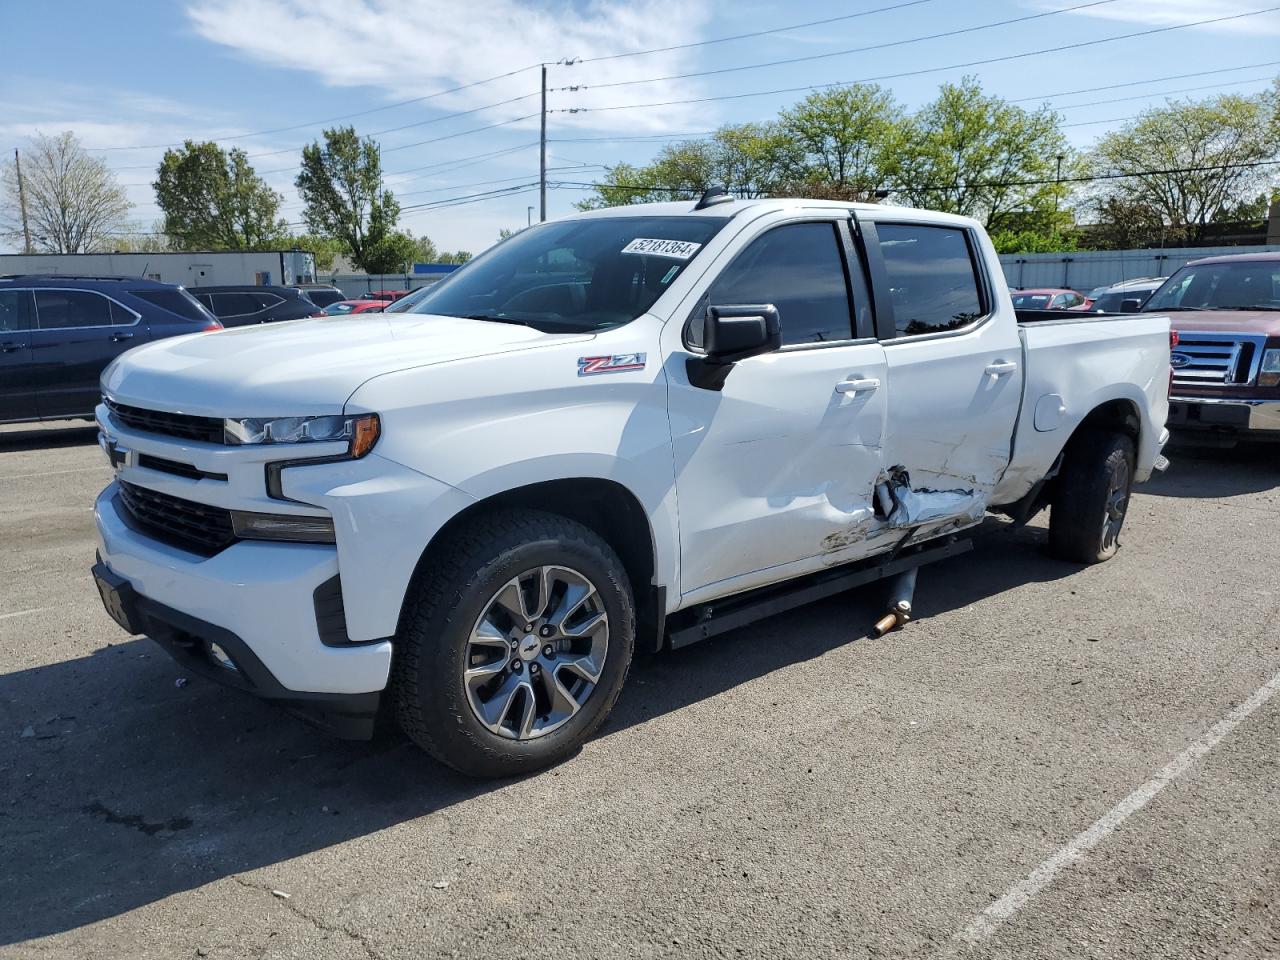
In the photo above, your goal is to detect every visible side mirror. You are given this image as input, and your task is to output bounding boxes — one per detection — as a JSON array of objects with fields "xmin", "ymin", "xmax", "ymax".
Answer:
[
  {"xmin": 703, "ymin": 304, "xmax": 782, "ymax": 363},
  {"xmin": 1119, "ymin": 298, "xmax": 1143, "ymax": 313}
]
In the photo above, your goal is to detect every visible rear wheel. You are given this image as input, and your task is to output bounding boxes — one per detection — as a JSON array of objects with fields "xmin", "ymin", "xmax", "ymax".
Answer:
[
  {"xmin": 392, "ymin": 510, "xmax": 635, "ymax": 778},
  {"xmin": 1048, "ymin": 430, "xmax": 1135, "ymax": 564}
]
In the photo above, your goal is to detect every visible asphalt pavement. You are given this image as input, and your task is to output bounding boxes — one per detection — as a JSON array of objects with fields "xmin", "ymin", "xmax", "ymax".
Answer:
[{"xmin": 2, "ymin": 421, "xmax": 1277, "ymax": 960}]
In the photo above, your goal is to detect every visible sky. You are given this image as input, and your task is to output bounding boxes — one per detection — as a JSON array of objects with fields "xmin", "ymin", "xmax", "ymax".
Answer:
[{"xmin": 2, "ymin": 0, "xmax": 1278, "ymax": 256}]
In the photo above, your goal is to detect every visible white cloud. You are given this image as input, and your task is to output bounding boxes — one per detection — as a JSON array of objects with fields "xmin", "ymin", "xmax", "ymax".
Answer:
[
  {"xmin": 185, "ymin": 0, "xmax": 716, "ymax": 133},
  {"xmin": 1035, "ymin": 0, "xmax": 1280, "ymax": 34}
]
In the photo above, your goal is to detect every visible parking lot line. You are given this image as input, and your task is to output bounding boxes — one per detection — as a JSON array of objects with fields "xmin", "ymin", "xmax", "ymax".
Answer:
[
  {"xmin": 0, "ymin": 606, "xmax": 56, "ymax": 622},
  {"xmin": 0, "ymin": 467, "xmax": 107, "ymax": 480},
  {"xmin": 959, "ymin": 668, "xmax": 1280, "ymax": 944}
]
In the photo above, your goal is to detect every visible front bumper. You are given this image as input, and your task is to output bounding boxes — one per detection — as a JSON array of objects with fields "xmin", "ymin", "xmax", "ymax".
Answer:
[
  {"xmin": 94, "ymin": 484, "xmax": 394, "ymax": 733},
  {"xmin": 92, "ymin": 559, "xmax": 381, "ymax": 738},
  {"xmin": 1168, "ymin": 397, "xmax": 1280, "ymax": 442}
]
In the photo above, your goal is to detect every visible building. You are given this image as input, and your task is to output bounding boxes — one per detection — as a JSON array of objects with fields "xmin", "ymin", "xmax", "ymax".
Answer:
[{"xmin": 0, "ymin": 249, "xmax": 317, "ymax": 287}]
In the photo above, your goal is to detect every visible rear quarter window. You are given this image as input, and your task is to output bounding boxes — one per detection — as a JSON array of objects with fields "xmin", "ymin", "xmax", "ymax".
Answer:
[{"xmin": 131, "ymin": 289, "xmax": 213, "ymax": 323}]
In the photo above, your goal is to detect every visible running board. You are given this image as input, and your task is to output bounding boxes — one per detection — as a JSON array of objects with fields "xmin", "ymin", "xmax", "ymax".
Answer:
[{"xmin": 665, "ymin": 536, "xmax": 972, "ymax": 649}]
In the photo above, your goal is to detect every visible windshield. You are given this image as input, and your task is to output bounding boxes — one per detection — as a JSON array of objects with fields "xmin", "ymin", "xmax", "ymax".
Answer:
[
  {"xmin": 1011, "ymin": 293, "xmax": 1052, "ymax": 309},
  {"xmin": 1091, "ymin": 290, "xmax": 1151, "ymax": 313},
  {"xmin": 1145, "ymin": 260, "xmax": 1280, "ymax": 312},
  {"xmin": 323, "ymin": 302, "xmax": 363, "ymax": 315},
  {"xmin": 405, "ymin": 215, "xmax": 728, "ymax": 332},
  {"xmin": 382, "ymin": 285, "xmax": 433, "ymax": 313}
]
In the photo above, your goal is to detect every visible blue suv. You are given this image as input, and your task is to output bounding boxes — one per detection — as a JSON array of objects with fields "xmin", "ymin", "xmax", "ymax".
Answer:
[{"xmin": 0, "ymin": 275, "xmax": 222, "ymax": 425}]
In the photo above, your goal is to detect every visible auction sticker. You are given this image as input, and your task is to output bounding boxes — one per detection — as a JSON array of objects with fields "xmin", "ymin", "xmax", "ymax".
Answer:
[{"xmin": 621, "ymin": 238, "xmax": 702, "ymax": 259}]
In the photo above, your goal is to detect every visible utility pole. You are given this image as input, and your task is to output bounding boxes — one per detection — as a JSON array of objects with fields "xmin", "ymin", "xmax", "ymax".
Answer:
[
  {"xmin": 539, "ymin": 64, "xmax": 547, "ymax": 223},
  {"xmin": 1053, "ymin": 154, "xmax": 1064, "ymax": 221},
  {"xmin": 14, "ymin": 148, "xmax": 32, "ymax": 254}
]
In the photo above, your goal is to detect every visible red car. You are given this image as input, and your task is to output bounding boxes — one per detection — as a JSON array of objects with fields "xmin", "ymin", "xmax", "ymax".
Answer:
[
  {"xmin": 1009, "ymin": 288, "xmax": 1094, "ymax": 311},
  {"xmin": 367, "ymin": 289, "xmax": 412, "ymax": 302},
  {"xmin": 316, "ymin": 299, "xmax": 386, "ymax": 317}
]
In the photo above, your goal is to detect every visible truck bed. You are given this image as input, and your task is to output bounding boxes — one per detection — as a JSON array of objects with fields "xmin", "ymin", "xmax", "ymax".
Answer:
[{"xmin": 993, "ymin": 311, "xmax": 1172, "ymax": 505}]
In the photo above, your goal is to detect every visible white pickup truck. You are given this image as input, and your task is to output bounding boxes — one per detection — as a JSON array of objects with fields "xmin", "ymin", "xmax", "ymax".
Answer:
[{"xmin": 92, "ymin": 196, "xmax": 1171, "ymax": 776}]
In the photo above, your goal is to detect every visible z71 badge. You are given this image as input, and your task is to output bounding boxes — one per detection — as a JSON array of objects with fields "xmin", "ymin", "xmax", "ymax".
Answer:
[{"xmin": 578, "ymin": 353, "xmax": 647, "ymax": 376}]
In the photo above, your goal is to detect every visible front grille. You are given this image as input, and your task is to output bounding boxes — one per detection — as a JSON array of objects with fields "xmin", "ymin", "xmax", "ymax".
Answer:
[
  {"xmin": 116, "ymin": 481, "xmax": 237, "ymax": 557},
  {"xmin": 1172, "ymin": 333, "xmax": 1268, "ymax": 387},
  {"xmin": 106, "ymin": 398, "xmax": 225, "ymax": 445}
]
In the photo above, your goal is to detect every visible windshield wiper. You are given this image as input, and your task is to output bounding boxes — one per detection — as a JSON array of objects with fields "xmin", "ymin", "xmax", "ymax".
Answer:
[
  {"xmin": 453, "ymin": 313, "xmax": 540, "ymax": 328},
  {"xmin": 1211, "ymin": 304, "xmax": 1280, "ymax": 311}
]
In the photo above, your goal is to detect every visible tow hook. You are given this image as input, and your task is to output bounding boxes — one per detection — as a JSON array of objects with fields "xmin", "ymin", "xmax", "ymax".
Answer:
[{"xmin": 872, "ymin": 568, "xmax": 918, "ymax": 637}]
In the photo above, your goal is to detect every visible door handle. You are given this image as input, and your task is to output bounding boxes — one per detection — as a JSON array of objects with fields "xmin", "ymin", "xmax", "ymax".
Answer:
[
  {"xmin": 110, "ymin": 331, "xmax": 136, "ymax": 342},
  {"xmin": 0, "ymin": 342, "xmax": 26, "ymax": 353},
  {"xmin": 985, "ymin": 360, "xmax": 1018, "ymax": 377},
  {"xmin": 835, "ymin": 378, "xmax": 880, "ymax": 395}
]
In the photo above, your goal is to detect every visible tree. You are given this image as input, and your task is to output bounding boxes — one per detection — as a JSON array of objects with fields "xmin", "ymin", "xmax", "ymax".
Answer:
[
  {"xmin": 108, "ymin": 221, "xmax": 174, "ymax": 253},
  {"xmin": 576, "ymin": 125, "xmax": 798, "ymax": 209},
  {"xmin": 295, "ymin": 127, "xmax": 399, "ymax": 272},
  {"xmin": 0, "ymin": 131, "xmax": 132, "ymax": 253},
  {"xmin": 155, "ymin": 141, "xmax": 289, "ymax": 250},
  {"xmin": 361, "ymin": 230, "xmax": 418, "ymax": 275},
  {"xmin": 1086, "ymin": 91, "xmax": 1280, "ymax": 243},
  {"xmin": 291, "ymin": 232, "xmax": 345, "ymax": 272},
  {"xmin": 892, "ymin": 78, "xmax": 1072, "ymax": 231},
  {"xmin": 779, "ymin": 85, "xmax": 903, "ymax": 200}
]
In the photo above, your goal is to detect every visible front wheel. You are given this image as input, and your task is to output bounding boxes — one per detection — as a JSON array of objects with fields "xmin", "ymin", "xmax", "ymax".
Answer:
[
  {"xmin": 392, "ymin": 510, "xmax": 635, "ymax": 778},
  {"xmin": 1048, "ymin": 430, "xmax": 1136, "ymax": 564}
]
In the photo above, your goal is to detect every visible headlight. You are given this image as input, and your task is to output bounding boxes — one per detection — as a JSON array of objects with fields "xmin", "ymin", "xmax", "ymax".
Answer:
[
  {"xmin": 1261, "ymin": 348, "xmax": 1280, "ymax": 388},
  {"xmin": 224, "ymin": 413, "xmax": 380, "ymax": 457}
]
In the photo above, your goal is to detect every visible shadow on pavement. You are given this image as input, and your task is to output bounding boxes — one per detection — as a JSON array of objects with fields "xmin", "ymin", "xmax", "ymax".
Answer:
[
  {"xmin": 0, "ymin": 517, "xmax": 1076, "ymax": 945},
  {"xmin": 1145, "ymin": 443, "xmax": 1279, "ymax": 500},
  {"xmin": 0, "ymin": 423, "xmax": 99, "ymax": 452}
]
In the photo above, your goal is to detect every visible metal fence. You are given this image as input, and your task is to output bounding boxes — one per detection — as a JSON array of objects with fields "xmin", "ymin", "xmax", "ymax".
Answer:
[
  {"xmin": 326, "ymin": 274, "xmax": 444, "ymax": 299},
  {"xmin": 998, "ymin": 244, "xmax": 1280, "ymax": 293}
]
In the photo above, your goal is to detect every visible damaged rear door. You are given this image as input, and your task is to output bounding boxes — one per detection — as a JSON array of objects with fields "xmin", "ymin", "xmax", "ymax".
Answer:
[
  {"xmin": 861, "ymin": 218, "xmax": 1024, "ymax": 536},
  {"xmin": 667, "ymin": 215, "xmax": 888, "ymax": 602}
]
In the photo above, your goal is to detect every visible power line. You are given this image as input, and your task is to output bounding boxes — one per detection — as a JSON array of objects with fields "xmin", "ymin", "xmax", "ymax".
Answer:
[
  {"xmin": 560, "ymin": 0, "xmax": 1122, "ymax": 91},
  {"xmin": 400, "ymin": 182, "xmax": 543, "ymax": 213},
  {"xmin": 553, "ymin": 6, "xmax": 1280, "ymax": 114},
  {"xmin": 1009, "ymin": 60, "xmax": 1280, "ymax": 104},
  {"xmin": 105, "ymin": 100, "xmax": 540, "ymax": 171},
  {"xmin": 547, "ymin": 132, "xmax": 715, "ymax": 143},
  {"xmin": 385, "ymin": 141, "xmax": 542, "ymax": 178},
  {"xmin": 553, "ymin": 158, "xmax": 1280, "ymax": 197},
  {"xmin": 575, "ymin": 0, "xmax": 942, "ymax": 64},
  {"xmin": 86, "ymin": 63, "xmax": 544, "ymax": 151},
  {"xmin": 1048, "ymin": 75, "xmax": 1279, "ymax": 112}
]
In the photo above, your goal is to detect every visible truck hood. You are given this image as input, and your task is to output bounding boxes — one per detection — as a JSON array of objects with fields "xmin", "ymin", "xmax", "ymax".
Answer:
[
  {"xmin": 102, "ymin": 314, "xmax": 593, "ymax": 417},
  {"xmin": 1166, "ymin": 309, "xmax": 1280, "ymax": 338}
]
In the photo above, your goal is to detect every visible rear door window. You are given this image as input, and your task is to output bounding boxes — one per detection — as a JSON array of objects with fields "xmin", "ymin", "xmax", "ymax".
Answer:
[
  {"xmin": 131, "ymin": 289, "xmax": 213, "ymax": 323},
  {"xmin": 875, "ymin": 224, "xmax": 986, "ymax": 337},
  {"xmin": 211, "ymin": 293, "xmax": 261, "ymax": 317},
  {"xmin": 0, "ymin": 289, "xmax": 30, "ymax": 331},
  {"xmin": 33, "ymin": 290, "xmax": 133, "ymax": 329}
]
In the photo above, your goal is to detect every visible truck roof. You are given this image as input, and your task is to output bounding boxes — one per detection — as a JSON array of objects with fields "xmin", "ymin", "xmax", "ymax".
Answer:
[
  {"xmin": 565, "ymin": 197, "xmax": 982, "ymax": 230},
  {"xmin": 1185, "ymin": 250, "xmax": 1280, "ymax": 267}
]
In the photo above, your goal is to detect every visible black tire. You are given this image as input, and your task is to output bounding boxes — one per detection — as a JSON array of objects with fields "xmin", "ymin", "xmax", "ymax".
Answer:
[
  {"xmin": 392, "ymin": 509, "xmax": 635, "ymax": 778},
  {"xmin": 1048, "ymin": 430, "xmax": 1136, "ymax": 564}
]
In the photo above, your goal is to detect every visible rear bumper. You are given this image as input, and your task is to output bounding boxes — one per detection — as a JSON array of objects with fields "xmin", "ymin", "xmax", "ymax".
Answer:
[{"xmin": 1168, "ymin": 397, "xmax": 1280, "ymax": 442}]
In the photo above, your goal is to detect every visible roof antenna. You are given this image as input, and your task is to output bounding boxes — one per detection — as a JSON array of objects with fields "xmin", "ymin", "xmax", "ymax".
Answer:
[
  {"xmin": 873, "ymin": 189, "xmax": 891, "ymax": 201},
  {"xmin": 694, "ymin": 185, "xmax": 733, "ymax": 210}
]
